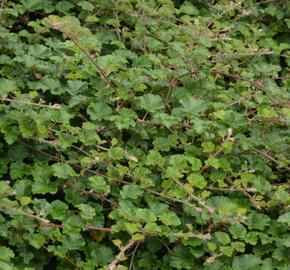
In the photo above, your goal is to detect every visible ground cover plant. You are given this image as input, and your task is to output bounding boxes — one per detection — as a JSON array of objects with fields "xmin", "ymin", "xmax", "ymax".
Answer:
[{"xmin": 0, "ymin": 0, "xmax": 289, "ymax": 269}]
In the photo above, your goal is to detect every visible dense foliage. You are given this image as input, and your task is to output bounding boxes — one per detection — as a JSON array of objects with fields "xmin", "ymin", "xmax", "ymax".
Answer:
[{"xmin": 0, "ymin": 0, "xmax": 290, "ymax": 269}]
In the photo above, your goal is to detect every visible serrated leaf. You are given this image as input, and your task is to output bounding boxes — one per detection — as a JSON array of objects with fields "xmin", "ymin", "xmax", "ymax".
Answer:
[
  {"xmin": 49, "ymin": 200, "xmax": 68, "ymax": 221},
  {"xmin": 120, "ymin": 185, "xmax": 143, "ymax": 200},
  {"xmin": 29, "ymin": 234, "xmax": 46, "ymax": 249},
  {"xmin": 159, "ymin": 211, "xmax": 181, "ymax": 226},
  {"xmin": 0, "ymin": 246, "xmax": 14, "ymax": 261},
  {"xmin": 220, "ymin": 246, "xmax": 233, "ymax": 257},
  {"xmin": 232, "ymin": 254, "xmax": 261, "ymax": 270},
  {"xmin": 63, "ymin": 233, "xmax": 85, "ymax": 250},
  {"xmin": 229, "ymin": 223, "xmax": 247, "ymax": 239},
  {"xmin": 52, "ymin": 163, "xmax": 76, "ymax": 179},
  {"xmin": 22, "ymin": 0, "xmax": 43, "ymax": 10},
  {"xmin": 109, "ymin": 108, "xmax": 137, "ymax": 129},
  {"xmin": 180, "ymin": 97, "xmax": 207, "ymax": 115},
  {"xmin": 77, "ymin": 1, "xmax": 94, "ymax": 11},
  {"xmin": 91, "ymin": 245, "xmax": 113, "ymax": 265},
  {"xmin": 36, "ymin": 76, "xmax": 62, "ymax": 94},
  {"xmin": 0, "ymin": 261, "xmax": 13, "ymax": 270},
  {"xmin": 88, "ymin": 176, "xmax": 110, "ymax": 193},
  {"xmin": 132, "ymin": 233, "xmax": 145, "ymax": 240},
  {"xmin": 77, "ymin": 203, "xmax": 96, "ymax": 221},
  {"xmin": 55, "ymin": 1, "xmax": 74, "ymax": 13},
  {"xmin": 139, "ymin": 94, "xmax": 164, "ymax": 113},
  {"xmin": 125, "ymin": 223, "xmax": 139, "ymax": 233},
  {"xmin": 113, "ymin": 239, "xmax": 122, "ymax": 248},
  {"xmin": 87, "ymin": 102, "xmax": 112, "ymax": 121},
  {"xmin": 135, "ymin": 209, "xmax": 157, "ymax": 223},
  {"xmin": 202, "ymin": 142, "xmax": 215, "ymax": 153},
  {"xmin": 231, "ymin": 242, "xmax": 245, "ymax": 252},
  {"xmin": 246, "ymin": 212, "xmax": 270, "ymax": 230},
  {"xmin": 187, "ymin": 174, "xmax": 207, "ymax": 189},
  {"xmin": 20, "ymin": 196, "xmax": 31, "ymax": 205},
  {"xmin": 214, "ymin": 231, "xmax": 231, "ymax": 245},
  {"xmin": 277, "ymin": 212, "xmax": 290, "ymax": 226},
  {"xmin": 0, "ymin": 79, "xmax": 17, "ymax": 97},
  {"xmin": 186, "ymin": 157, "xmax": 202, "ymax": 171}
]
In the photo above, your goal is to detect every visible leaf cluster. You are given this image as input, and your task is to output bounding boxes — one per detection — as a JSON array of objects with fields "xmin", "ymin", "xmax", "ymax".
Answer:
[{"xmin": 0, "ymin": 0, "xmax": 289, "ymax": 269}]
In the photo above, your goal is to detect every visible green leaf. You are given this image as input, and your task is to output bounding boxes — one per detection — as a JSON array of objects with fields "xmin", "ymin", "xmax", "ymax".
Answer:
[
  {"xmin": 145, "ymin": 150, "xmax": 165, "ymax": 166},
  {"xmin": 67, "ymin": 80, "xmax": 87, "ymax": 94},
  {"xmin": 1, "ymin": 0, "xmax": 290, "ymax": 268},
  {"xmin": 153, "ymin": 136, "xmax": 178, "ymax": 152},
  {"xmin": 55, "ymin": 1, "xmax": 75, "ymax": 13},
  {"xmin": 49, "ymin": 200, "xmax": 68, "ymax": 221},
  {"xmin": 77, "ymin": 203, "xmax": 96, "ymax": 221},
  {"xmin": 279, "ymin": 235, "xmax": 290, "ymax": 247},
  {"xmin": 124, "ymin": 223, "xmax": 139, "ymax": 233},
  {"xmin": 0, "ymin": 261, "xmax": 13, "ymax": 270},
  {"xmin": 0, "ymin": 246, "xmax": 14, "ymax": 261},
  {"xmin": 207, "ymin": 242, "xmax": 217, "ymax": 252},
  {"xmin": 91, "ymin": 245, "xmax": 113, "ymax": 265},
  {"xmin": 260, "ymin": 259, "xmax": 273, "ymax": 270},
  {"xmin": 52, "ymin": 163, "xmax": 76, "ymax": 179},
  {"xmin": 272, "ymin": 189, "xmax": 290, "ymax": 203},
  {"xmin": 198, "ymin": 36, "xmax": 213, "ymax": 48},
  {"xmin": 87, "ymin": 102, "xmax": 113, "ymax": 121},
  {"xmin": 120, "ymin": 185, "xmax": 143, "ymax": 200},
  {"xmin": 231, "ymin": 242, "xmax": 245, "ymax": 253},
  {"xmin": 170, "ymin": 246, "xmax": 193, "ymax": 269},
  {"xmin": 22, "ymin": 0, "xmax": 43, "ymax": 10},
  {"xmin": 108, "ymin": 147, "xmax": 124, "ymax": 160},
  {"xmin": 109, "ymin": 108, "xmax": 137, "ymax": 129},
  {"xmin": 19, "ymin": 121, "xmax": 35, "ymax": 138},
  {"xmin": 0, "ymin": 79, "xmax": 17, "ymax": 97},
  {"xmin": 132, "ymin": 233, "xmax": 145, "ymax": 240},
  {"xmin": 246, "ymin": 212, "xmax": 270, "ymax": 230},
  {"xmin": 251, "ymin": 177, "xmax": 271, "ymax": 194},
  {"xmin": 229, "ymin": 223, "xmax": 247, "ymax": 240},
  {"xmin": 79, "ymin": 122, "xmax": 101, "ymax": 146},
  {"xmin": 165, "ymin": 166, "xmax": 183, "ymax": 179},
  {"xmin": 139, "ymin": 94, "xmax": 164, "ymax": 113},
  {"xmin": 144, "ymin": 223, "xmax": 161, "ymax": 233},
  {"xmin": 208, "ymin": 196, "xmax": 239, "ymax": 216},
  {"xmin": 245, "ymin": 232, "xmax": 258, "ymax": 245},
  {"xmin": 159, "ymin": 212, "xmax": 181, "ymax": 226},
  {"xmin": 63, "ymin": 233, "xmax": 85, "ymax": 250},
  {"xmin": 232, "ymin": 254, "xmax": 261, "ymax": 270},
  {"xmin": 29, "ymin": 234, "xmax": 46, "ymax": 249},
  {"xmin": 97, "ymin": 54, "xmax": 127, "ymax": 73},
  {"xmin": 88, "ymin": 176, "xmax": 110, "ymax": 193},
  {"xmin": 135, "ymin": 209, "xmax": 157, "ymax": 223},
  {"xmin": 77, "ymin": 1, "xmax": 94, "ymax": 11},
  {"xmin": 36, "ymin": 76, "xmax": 61, "ymax": 94},
  {"xmin": 205, "ymin": 157, "xmax": 220, "ymax": 169},
  {"xmin": 0, "ymin": 182, "xmax": 11, "ymax": 197},
  {"xmin": 152, "ymin": 113, "xmax": 179, "ymax": 128},
  {"xmin": 277, "ymin": 212, "xmax": 290, "ymax": 226},
  {"xmin": 180, "ymin": 2, "xmax": 198, "ymax": 15},
  {"xmin": 32, "ymin": 178, "xmax": 58, "ymax": 195},
  {"xmin": 1, "ymin": 126, "xmax": 18, "ymax": 145},
  {"xmin": 186, "ymin": 157, "xmax": 202, "ymax": 171},
  {"xmin": 179, "ymin": 97, "xmax": 207, "ymax": 115},
  {"xmin": 214, "ymin": 232, "xmax": 231, "ymax": 245},
  {"xmin": 202, "ymin": 142, "xmax": 215, "ymax": 153},
  {"xmin": 220, "ymin": 246, "xmax": 234, "ymax": 257},
  {"xmin": 19, "ymin": 196, "xmax": 31, "ymax": 205},
  {"xmin": 187, "ymin": 174, "xmax": 207, "ymax": 189}
]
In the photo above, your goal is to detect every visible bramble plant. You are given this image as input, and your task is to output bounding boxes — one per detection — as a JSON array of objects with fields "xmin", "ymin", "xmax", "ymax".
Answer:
[{"xmin": 0, "ymin": 0, "xmax": 289, "ymax": 269}]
